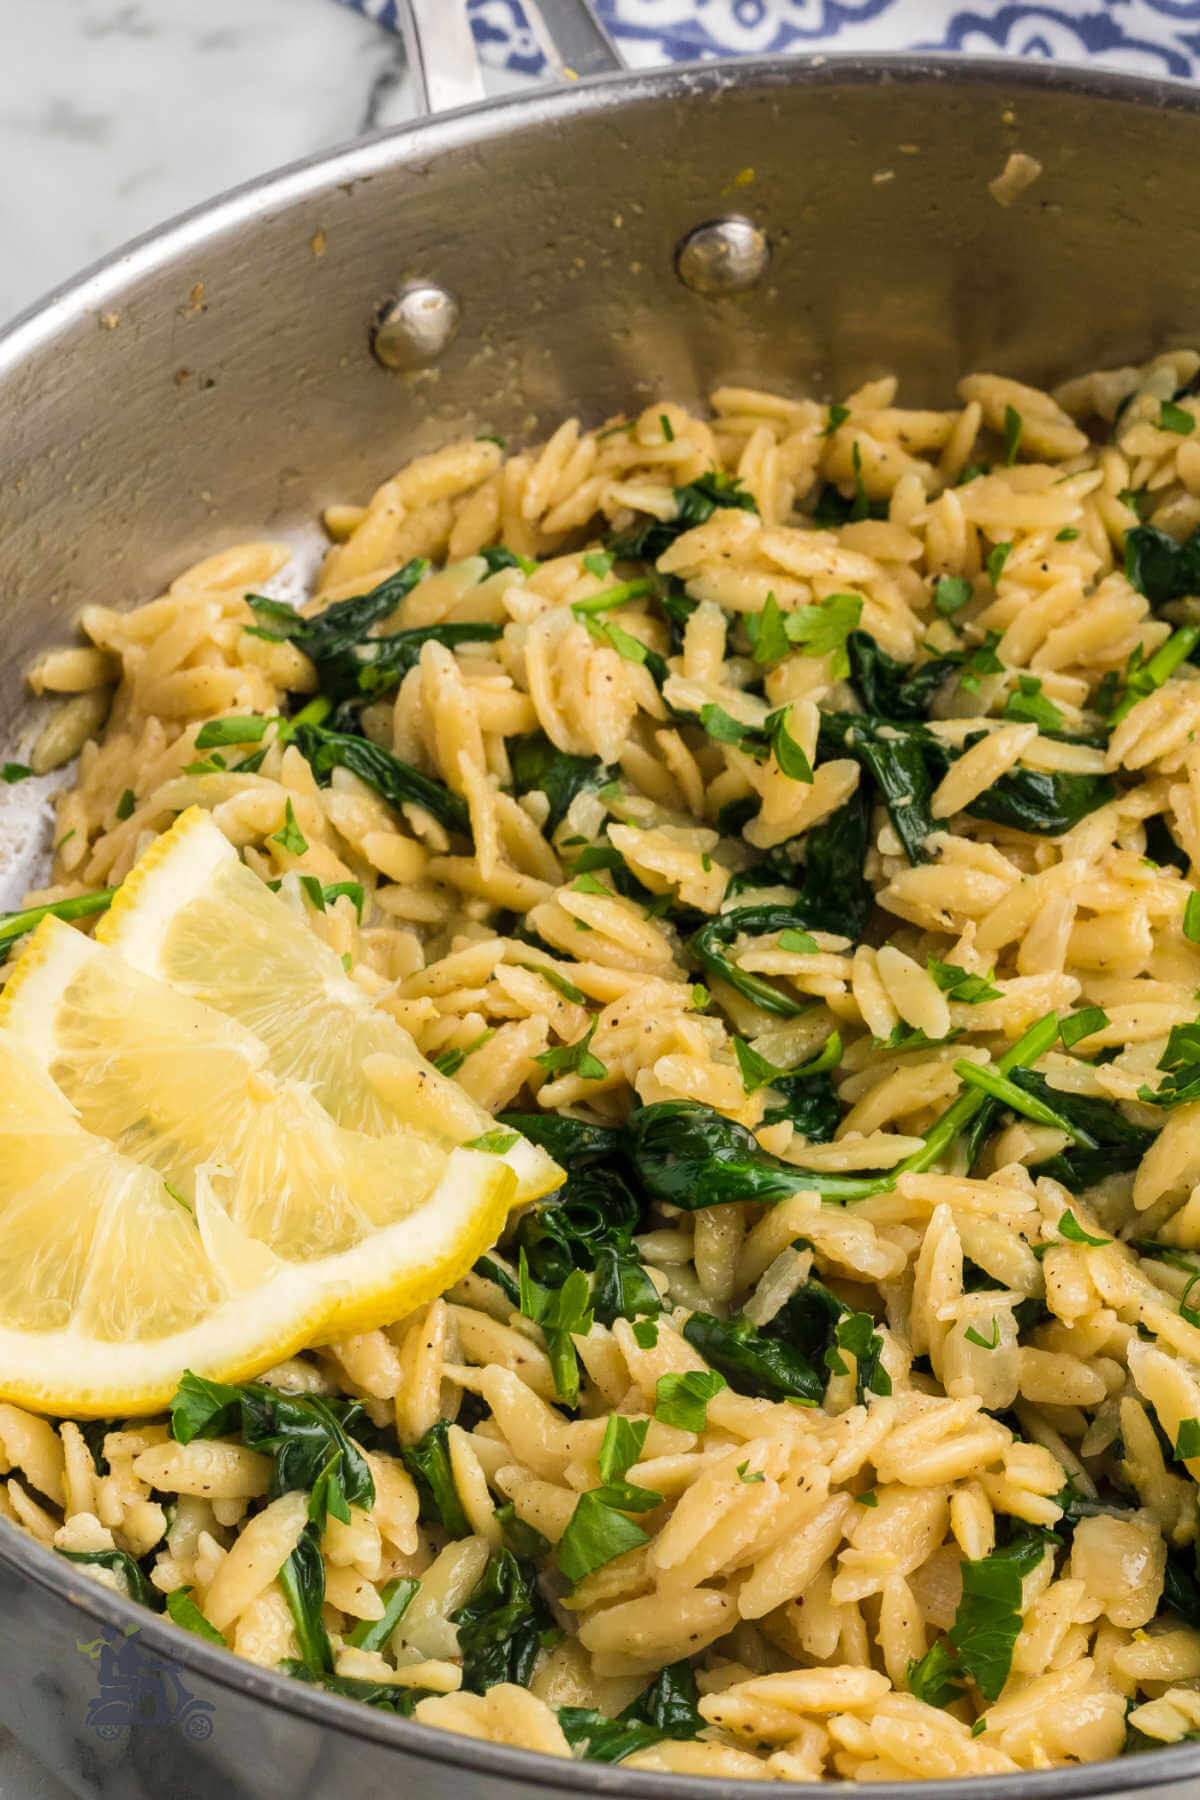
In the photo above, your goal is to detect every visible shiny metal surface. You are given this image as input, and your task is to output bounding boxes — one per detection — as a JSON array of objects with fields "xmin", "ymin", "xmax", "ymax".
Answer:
[
  {"xmin": 674, "ymin": 216, "xmax": 771, "ymax": 295},
  {"xmin": 3, "ymin": 50, "xmax": 1200, "ymax": 1800},
  {"xmin": 523, "ymin": 0, "xmax": 623, "ymax": 77},
  {"xmin": 408, "ymin": 0, "xmax": 487, "ymax": 113},
  {"xmin": 372, "ymin": 279, "xmax": 462, "ymax": 369}
]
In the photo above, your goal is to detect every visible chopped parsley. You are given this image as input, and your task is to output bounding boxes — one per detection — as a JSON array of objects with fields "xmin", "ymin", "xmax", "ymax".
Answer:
[
  {"xmin": 1184, "ymin": 892, "xmax": 1200, "ymax": 944},
  {"xmin": 1003, "ymin": 675, "xmax": 1062, "ymax": 733},
  {"xmin": 934, "ymin": 575, "xmax": 973, "ymax": 616},
  {"xmin": 518, "ymin": 1254, "xmax": 594, "ymax": 1406},
  {"xmin": 927, "ymin": 959, "xmax": 1001, "ymax": 1004},
  {"xmin": 986, "ymin": 542, "xmax": 1012, "ymax": 586},
  {"xmin": 556, "ymin": 1476, "xmax": 662, "ymax": 1586},
  {"xmin": 1176, "ymin": 1418, "xmax": 1200, "ymax": 1460},
  {"xmin": 1160, "ymin": 400, "xmax": 1196, "ymax": 436},
  {"xmin": 1059, "ymin": 1006, "xmax": 1110, "ymax": 1050},
  {"xmin": 464, "ymin": 1128, "xmax": 520, "ymax": 1155},
  {"xmin": 964, "ymin": 1319, "xmax": 1000, "ymax": 1351},
  {"xmin": 655, "ymin": 1370, "xmax": 727, "ymax": 1433},
  {"xmin": 270, "ymin": 798, "xmax": 308, "ymax": 857},
  {"xmin": 533, "ymin": 1018, "xmax": 607, "ymax": 1081},
  {"xmin": 748, "ymin": 591, "xmax": 862, "ymax": 678}
]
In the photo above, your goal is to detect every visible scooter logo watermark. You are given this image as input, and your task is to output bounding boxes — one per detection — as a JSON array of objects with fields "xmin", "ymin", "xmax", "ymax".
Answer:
[{"xmin": 76, "ymin": 1626, "xmax": 214, "ymax": 1742}]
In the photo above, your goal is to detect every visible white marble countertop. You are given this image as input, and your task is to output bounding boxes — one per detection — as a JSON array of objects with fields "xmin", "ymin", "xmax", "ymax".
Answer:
[{"xmin": 0, "ymin": 0, "xmax": 531, "ymax": 330}]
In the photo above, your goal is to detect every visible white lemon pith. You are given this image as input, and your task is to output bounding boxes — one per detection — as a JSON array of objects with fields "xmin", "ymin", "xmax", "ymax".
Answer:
[
  {"xmin": 0, "ymin": 820, "xmax": 563, "ymax": 1415},
  {"xmin": 98, "ymin": 808, "xmax": 558, "ymax": 1204}
]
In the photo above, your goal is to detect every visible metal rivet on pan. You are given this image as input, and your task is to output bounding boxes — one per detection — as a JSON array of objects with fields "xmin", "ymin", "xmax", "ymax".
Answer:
[
  {"xmin": 675, "ymin": 217, "xmax": 770, "ymax": 295},
  {"xmin": 372, "ymin": 283, "xmax": 460, "ymax": 370}
]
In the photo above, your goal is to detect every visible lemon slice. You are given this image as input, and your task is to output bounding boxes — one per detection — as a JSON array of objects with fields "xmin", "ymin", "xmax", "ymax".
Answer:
[
  {"xmin": 0, "ymin": 923, "xmax": 517, "ymax": 1414},
  {"xmin": 99, "ymin": 809, "xmax": 559, "ymax": 1204}
]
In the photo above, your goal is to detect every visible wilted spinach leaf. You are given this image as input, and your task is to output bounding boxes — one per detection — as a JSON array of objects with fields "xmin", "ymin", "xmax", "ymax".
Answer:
[
  {"xmin": 169, "ymin": 1372, "xmax": 374, "ymax": 1531},
  {"xmin": 278, "ymin": 1527, "xmax": 333, "ymax": 1673},
  {"xmin": 400, "ymin": 1420, "xmax": 471, "ymax": 1538},
  {"xmin": 606, "ymin": 472, "xmax": 757, "ymax": 563},
  {"xmin": 292, "ymin": 723, "xmax": 469, "ymax": 836},
  {"xmin": 57, "ymin": 1548, "xmax": 161, "ymax": 1611},
  {"xmin": 846, "ymin": 631, "xmax": 959, "ymax": 720},
  {"xmin": 1125, "ymin": 523, "xmax": 1200, "ymax": 610},
  {"xmin": 624, "ymin": 1100, "xmax": 886, "ymax": 1206},
  {"xmin": 508, "ymin": 734, "xmax": 618, "ymax": 834},
  {"xmin": 559, "ymin": 1661, "xmax": 704, "ymax": 1763},
  {"xmin": 452, "ymin": 1549, "xmax": 558, "ymax": 1692}
]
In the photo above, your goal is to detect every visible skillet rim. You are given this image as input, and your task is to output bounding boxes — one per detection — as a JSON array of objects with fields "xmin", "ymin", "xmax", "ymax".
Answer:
[{"xmin": 4, "ymin": 47, "xmax": 1200, "ymax": 1799}]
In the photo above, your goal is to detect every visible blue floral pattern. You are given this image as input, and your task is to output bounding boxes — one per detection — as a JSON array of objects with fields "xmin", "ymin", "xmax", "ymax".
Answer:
[{"xmin": 339, "ymin": 0, "xmax": 1200, "ymax": 80}]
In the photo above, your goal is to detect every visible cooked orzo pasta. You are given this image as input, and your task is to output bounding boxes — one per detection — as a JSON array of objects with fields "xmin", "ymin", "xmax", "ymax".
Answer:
[{"xmin": 4, "ymin": 347, "xmax": 1200, "ymax": 1781}]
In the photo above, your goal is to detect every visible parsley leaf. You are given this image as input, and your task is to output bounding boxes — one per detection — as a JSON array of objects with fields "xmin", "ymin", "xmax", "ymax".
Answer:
[
  {"xmin": 519, "ymin": 1253, "xmax": 594, "ymax": 1406},
  {"xmin": 777, "ymin": 592, "xmax": 863, "ymax": 679},
  {"xmin": 464, "ymin": 1128, "xmax": 520, "ymax": 1155},
  {"xmin": 1002, "ymin": 405, "xmax": 1023, "ymax": 465},
  {"xmin": 1177, "ymin": 1418, "xmax": 1200, "ymax": 1460},
  {"xmin": 1003, "ymin": 675, "xmax": 1062, "ymax": 732},
  {"xmin": 934, "ymin": 575, "xmax": 973, "ymax": 616},
  {"xmin": 432, "ymin": 1028, "xmax": 494, "ymax": 1077},
  {"xmin": 1059, "ymin": 1006, "xmax": 1109, "ymax": 1050},
  {"xmin": 766, "ymin": 704, "xmax": 814, "ymax": 782},
  {"xmin": 598, "ymin": 1415, "xmax": 649, "ymax": 1484},
  {"xmin": 986, "ymin": 542, "xmax": 1012, "ymax": 586},
  {"xmin": 1138, "ymin": 1020, "xmax": 1200, "ymax": 1109},
  {"xmin": 194, "ymin": 715, "xmax": 269, "ymax": 749},
  {"xmin": 655, "ymin": 1370, "xmax": 727, "ymax": 1433},
  {"xmin": 1054, "ymin": 1209, "xmax": 1112, "ymax": 1247},
  {"xmin": 826, "ymin": 1311, "xmax": 892, "ymax": 1403},
  {"xmin": 913, "ymin": 1533, "xmax": 1048, "ymax": 1705},
  {"xmin": 907, "ymin": 1639, "xmax": 966, "ymax": 1709},
  {"xmin": 556, "ymin": 1483, "xmax": 662, "ymax": 1586},
  {"xmin": 1160, "ymin": 400, "xmax": 1196, "ymax": 436},
  {"xmin": 748, "ymin": 591, "xmax": 792, "ymax": 665},
  {"xmin": 964, "ymin": 1318, "xmax": 1000, "ymax": 1350},
  {"xmin": 927, "ymin": 959, "xmax": 1001, "ymax": 1004},
  {"xmin": 533, "ymin": 1017, "xmax": 607, "ymax": 1081}
]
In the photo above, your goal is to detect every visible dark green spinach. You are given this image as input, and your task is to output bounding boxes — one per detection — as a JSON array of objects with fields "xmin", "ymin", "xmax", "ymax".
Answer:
[{"xmin": 452, "ymin": 1549, "xmax": 558, "ymax": 1692}]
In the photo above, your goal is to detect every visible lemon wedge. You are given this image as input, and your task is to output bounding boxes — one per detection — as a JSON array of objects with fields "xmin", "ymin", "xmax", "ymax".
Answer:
[
  {"xmin": 0, "ymin": 921, "xmax": 519, "ymax": 1415},
  {"xmin": 98, "ymin": 808, "xmax": 559, "ymax": 1205}
]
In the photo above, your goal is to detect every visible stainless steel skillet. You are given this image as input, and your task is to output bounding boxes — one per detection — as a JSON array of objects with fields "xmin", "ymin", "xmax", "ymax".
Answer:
[{"xmin": 2, "ymin": 6, "xmax": 1200, "ymax": 1795}]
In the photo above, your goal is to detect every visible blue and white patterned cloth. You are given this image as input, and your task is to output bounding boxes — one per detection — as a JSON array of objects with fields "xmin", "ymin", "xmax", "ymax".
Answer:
[{"xmin": 343, "ymin": 1, "xmax": 1200, "ymax": 80}]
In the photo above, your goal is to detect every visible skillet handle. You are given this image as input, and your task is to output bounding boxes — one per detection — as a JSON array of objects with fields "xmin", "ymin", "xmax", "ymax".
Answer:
[
  {"xmin": 407, "ymin": 0, "xmax": 487, "ymax": 114},
  {"xmin": 407, "ymin": 0, "xmax": 623, "ymax": 117},
  {"xmin": 523, "ymin": 0, "xmax": 624, "ymax": 77}
]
